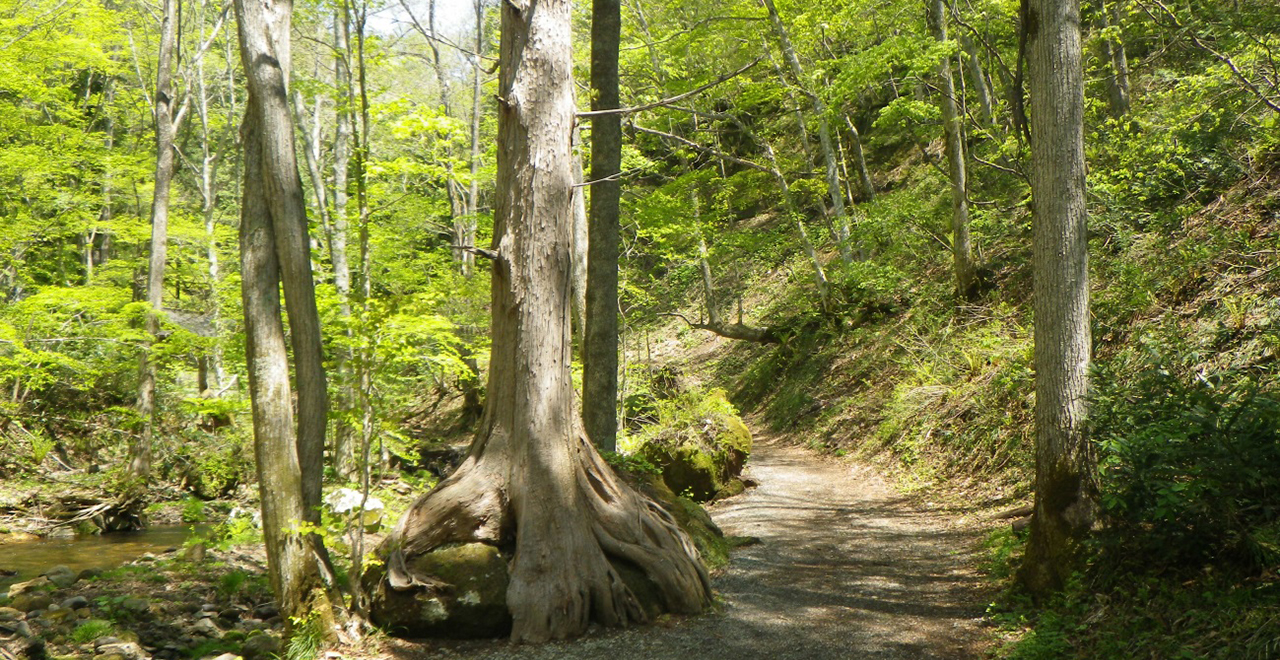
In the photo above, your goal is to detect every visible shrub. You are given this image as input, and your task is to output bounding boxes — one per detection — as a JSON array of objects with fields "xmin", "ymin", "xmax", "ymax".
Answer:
[{"xmin": 1092, "ymin": 348, "xmax": 1280, "ymax": 573}]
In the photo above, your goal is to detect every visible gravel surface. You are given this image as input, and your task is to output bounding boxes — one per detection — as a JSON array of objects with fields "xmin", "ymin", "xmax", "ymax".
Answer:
[{"xmin": 383, "ymin": 431, "xmax": 992, "ymax": 659}]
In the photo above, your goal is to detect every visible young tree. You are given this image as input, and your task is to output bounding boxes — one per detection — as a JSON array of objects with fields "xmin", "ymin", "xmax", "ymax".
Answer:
[
  {"xmin": 374, "ymin": 0, "xmax": 710, "ymax": 641},
  {"xmin": 927, "ymin": 0, "xmax": 975, "ymax": 299},
  {"xmin": 233, "ymin": 0, "xmax": 336, "ymax": 628},
  {"xmin": 1019, "ymin": 0, "xmax": 1098, "ymax": 598},
  {"xmin": 583, "ymin": 0, "xmax": 622, "ymax": 453},
  {"xmin": 132, "ymin": 0, "xmax": 183, "ymax": 483}
]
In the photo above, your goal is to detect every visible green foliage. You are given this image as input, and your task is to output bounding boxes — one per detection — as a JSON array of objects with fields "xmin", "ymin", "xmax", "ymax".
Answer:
[
  {"xmin": 1092, "ymin": 339, "xmax": 1280, "ymax": 572},
  {"xmin": 285, "ymin": 612, "xmax": 326, "ymax": 660},
  {"xmin": 179, "ymin": 496, "xmax": 206, "ymax": 523},
  {"xmin": 70, "ymin": 619, "xmax": 116, "ymax": 644}
]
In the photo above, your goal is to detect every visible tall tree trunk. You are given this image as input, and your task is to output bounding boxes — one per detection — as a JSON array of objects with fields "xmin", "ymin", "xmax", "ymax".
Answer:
[
  {"xmin": 373, "ymin": 0, "xmax": 710, "ymax": 641},
  {"xmin": 233, "ymin": 0, "xmax": 336, "ymax": 630},
  {"xmin": 960, "ymin": 34, "xmax": 996, "ymax": 128},
  {"xmin": 132, "ymin": 0, "xmax": 182, "ymax": 484},
  {"xmin": 583, "ymin": 0, "xmax": 622, "ymax": 453},
  {"xmin": 1098, "ymin": 0, "xmax": 1131, "ymax": 118},
  {"xmin": 463, "ymin": 0, "xmax": 485, "ymax": 277},
  {"xmin": 571, "ymin": 128, "xmax": 588, "ymax": 341},
  {"xmin": 760, "ymin": 0, "xmax": 853, "ymax": 265},
  {"xmin": 1019, "ymin": 0, "xmax": 1098, "ymax": 599},
  {"xmin": 329, "ymin": 0, "xmax": 359, "ymax": 481},
  {"xmin": 928, "ymin": 0, "xmax": 976, "ymax": 300}
]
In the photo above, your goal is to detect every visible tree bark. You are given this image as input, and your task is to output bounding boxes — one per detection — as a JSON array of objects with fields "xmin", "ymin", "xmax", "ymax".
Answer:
[
  {"xmin": 376, "ymin": 0, "xmax": 710, "ymax": 641},
  {"xmin": 843, "ymin": 115, "xmax": 876, "ymax": 202},
  {"xmin": 928, "ymin": 0, "xmax": 976, "ymax": 300},
  {"xmin": 1019, "ymin": 0, "xmax": 1098, "ymax": 598},
  {"xmin": 132, "ymin": 0, "xmax": 182, "ymax": 484},
  {"xmin": 583, "ymin": 0, "xmax": 622, "ymax": 453},
  {"xmin": 233, "ymin": 0, "xmax": 335, "ymax": 629}
]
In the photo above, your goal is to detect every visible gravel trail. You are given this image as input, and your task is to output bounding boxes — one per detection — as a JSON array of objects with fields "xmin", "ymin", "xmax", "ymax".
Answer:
[{"xmin": 385, "ymin": 429, "xmax": 991, "ymax": 659}]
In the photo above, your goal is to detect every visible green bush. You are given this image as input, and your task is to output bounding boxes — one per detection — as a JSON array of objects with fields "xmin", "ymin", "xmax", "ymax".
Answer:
[{"xmin": 1093, "ymin": 349, "xmax": 1280, "ymax": 572}]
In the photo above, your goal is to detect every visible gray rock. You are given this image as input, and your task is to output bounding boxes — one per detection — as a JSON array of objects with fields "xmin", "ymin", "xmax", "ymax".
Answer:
[
  {"xmin": 190, "ymin": 617, "xmax": 221, "ymax": 637},
  {"xmin": 368, "ymin": 542, "xmax": 511, "ymax": 638},
  {"xmin": 95, "ymin": 641, "xmax": 147, "ymax": 660},
  {"xmin": 60, "ymin": 596, "xmax": 89, "ymax": 610},
  {"xmin": 94, "ymin": 636, "xmax": 124, "ymax": 648},
  {"xmin": 204, "ymin": 654, "xmax": 241, "ymax": 660},
  {"xmin": 240, "ymin": 633, "xmax": 279, "ymax": 660},
  {"xmin": 41, "ymin": 565, "xmax": 77, "ymax": 589},
  {"xmin": 46, "ymin": 527, "xmax": 75, "ymax": 540},
  {"xmin": 120, "ymin": 598, "xmax": 150, "ymax": 615},
  {"xmin": 78, "ymin": 568, "xmax": 104, "ymax": 581},
  {"xmin": 0, "ymin": 607, "xmax": 23, "ymax": 621}
]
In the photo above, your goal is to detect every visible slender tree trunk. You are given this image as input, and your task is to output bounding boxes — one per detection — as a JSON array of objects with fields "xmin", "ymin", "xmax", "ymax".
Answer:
[
  {"xmin": 463, "ymin": 0, "xmax": 485, "ymax": 277},
  {"xmin": 1098, "ymin": 0, "xmax": 1131, "ymax": 118},
  {"xmin": 329, "ymin": 0, "xmax": 359, "ymax": 481},
  {"xmin": 374, "ymin": 0, "xmax": 710, "ymax": 641},
  {"xmin": 843, "ymin": 115, "xmax": 876, "ymax": 202},
  {"xmin": 760, "ymin": 0, "xmax": 853, "ymax": 265},
  {"xmin": 928, "ymin": 0, "xmax": 976, "ymax": 300},
  {"xmin": 1019, "ymin": 0, "xmax": 1098, "ymax": 599},
  {"xmin": 571, "ymin": 128, "xmax": 588, "ymax": 342},
  {"xmin": 132, "ymin": 0, "xmax": 182, "ymax": 484},
  {"xmin": 233, "ymin": 0, "xmax": 336, "ymax": 630},
  {"xmin": 960, "ymin": 34, "xmax": 996, "ymax": 128},
  {"xmin": 583, "ymin": 0, "xmax": 622, "ymax": 453}
]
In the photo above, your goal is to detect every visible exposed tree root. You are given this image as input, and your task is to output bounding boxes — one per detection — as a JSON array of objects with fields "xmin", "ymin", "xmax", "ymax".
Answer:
[{"xmin": 379, "ymin": 430, "xmax": 711, "ymax": 643}]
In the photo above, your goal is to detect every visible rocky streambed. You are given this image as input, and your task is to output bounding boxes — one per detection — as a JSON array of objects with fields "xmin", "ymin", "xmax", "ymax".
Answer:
[{"xmin": 0, "ymin": 546, "xmax": 283, "ymax": 660}]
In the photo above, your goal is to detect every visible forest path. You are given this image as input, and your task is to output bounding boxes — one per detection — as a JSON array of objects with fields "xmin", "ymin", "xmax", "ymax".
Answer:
[{"xmin": 387, "ymin": 426, "xmax": 992, "ymax": 659}]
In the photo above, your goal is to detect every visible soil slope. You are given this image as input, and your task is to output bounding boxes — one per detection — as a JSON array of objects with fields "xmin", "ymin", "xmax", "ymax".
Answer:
[{"xmin": 385, "ymin": 426, "xmax": 992, "ymax": 659}]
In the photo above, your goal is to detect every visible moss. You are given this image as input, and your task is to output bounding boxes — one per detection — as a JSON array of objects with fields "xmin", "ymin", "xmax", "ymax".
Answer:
[
  {"xmin": 368, "ymin": 542, "xmax": 511, "ymax": 639},
  {"xmin": 637, "ymin": 411, "xmax": 753, "ymax": 502}
]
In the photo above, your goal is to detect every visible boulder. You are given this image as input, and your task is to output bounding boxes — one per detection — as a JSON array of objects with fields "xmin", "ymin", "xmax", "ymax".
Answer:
[
  {"xmin": 637, "ymin": 411, "xmax": 752, "ymax": 502},
  {"xmin": 323, "ymin": 488, "xmax": 385, "ymax": 531},
  {"xmin": 368, "ymin": 542, "xmax": 511, "ymax": 638}
]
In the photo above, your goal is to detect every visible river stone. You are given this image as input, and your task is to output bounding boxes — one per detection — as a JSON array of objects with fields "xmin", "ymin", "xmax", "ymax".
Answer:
[
  {"xmin": 10, "ymin": 593, "xmax": 53, "ymax": 613},
  {"xmin": 7, "ymin": 577, "xmax": 51, "ymax": 599},
  {"xmin": 119, "ymin": 598, "xmax": 150, "ymax": 615},
  {"xmin": 204, "ymin": 653, "xmax": 241, "ymax": 660},
  {"xmin": 41, "ymin": 607, "xmax": 75, "ymax": 626},
  {"xmin": 42, "ymin": 566, "xmax": 77, "ymax": 589},
  {"xmin": 77, "ymin": 568, "xmax": 104, "ymax": 581},
  {"xmin": 60, "ymin": 596, "xmax": 88, "ymax": 611},
  {"xmin": 95, "ymin": 641, "xmax": 146, "ymax": 660},
  {"xmin": 368, "ymin": 542, "xmax": 511, "ymax": 638},
  {"xmin": 190, "ymin": 617, "xmax": 221, "ymax": 637},
  {"xmin": 240, "ymin": 632, "xmax": 279, "ymax": 660},
  {"xmin": 0, "ymin": 607, "xmax": 22, "ymax": 621}
]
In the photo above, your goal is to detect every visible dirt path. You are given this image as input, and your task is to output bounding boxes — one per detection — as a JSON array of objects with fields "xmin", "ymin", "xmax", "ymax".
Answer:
[{"xmin": 387, "ymin": 430, "xmax": 992, "ymax": 659}]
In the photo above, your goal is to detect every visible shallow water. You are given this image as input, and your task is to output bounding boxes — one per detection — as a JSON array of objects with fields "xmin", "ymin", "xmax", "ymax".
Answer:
[{"xmin": 0, "ymin": 526, "xmax": 203, "ymax": 589}]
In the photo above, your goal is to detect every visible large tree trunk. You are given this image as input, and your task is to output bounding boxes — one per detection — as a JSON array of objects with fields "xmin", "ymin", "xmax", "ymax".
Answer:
[
  {"xmin": 583, "ymin": 0, "xmax": 622, "ymax": 453},
  {"xmin": 132, "ymin": 0, "xmax": 182, "ymax": 484},
  {"xmin": 1019, "ymin": 0, "xmax": 1098, "ymax": 599},
  {"xmin": 928, "ymin": 0, "xmax": 976, "ymax": 300},
  {"xmin": 375, "ymin": 0, "xmax": 710, "ymax": 642},
  {"xmin": 233, "ymin": 0, "xmax": 335, "ymax": 630}
]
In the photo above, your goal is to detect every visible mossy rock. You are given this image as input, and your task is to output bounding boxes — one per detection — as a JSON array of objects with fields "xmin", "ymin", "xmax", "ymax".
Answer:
[
  {"xmin": 637, "ymin": 412, "xmax": 752, "ymax": 502},
  {"xmin": 367, "ymin": 542, "xmax": 511, "ymax": 638}
]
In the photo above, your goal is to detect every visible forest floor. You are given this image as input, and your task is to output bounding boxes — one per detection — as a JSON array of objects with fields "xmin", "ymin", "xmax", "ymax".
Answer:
[{"xmin": 383, "ymin": 423, "xmax": 995, "ymax": 659}]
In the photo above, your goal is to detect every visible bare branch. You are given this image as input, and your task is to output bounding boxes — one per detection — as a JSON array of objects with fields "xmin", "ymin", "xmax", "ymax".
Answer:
[{"xmin": 578, "ymin": 58, "xmax": 761, "ymax": 118}]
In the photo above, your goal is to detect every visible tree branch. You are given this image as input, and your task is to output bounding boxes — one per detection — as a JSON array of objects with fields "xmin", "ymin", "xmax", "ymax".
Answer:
[
  {"xmin": 578, "ymin": 58, "xmax": 761, "ymax": 118},
  {"xmin": 659, "ymin": 312, "xmax": 780, "ymax": 344}
]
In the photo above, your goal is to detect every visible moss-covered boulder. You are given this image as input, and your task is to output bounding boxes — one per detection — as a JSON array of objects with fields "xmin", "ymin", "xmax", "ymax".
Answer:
[
  {"xmin": 367, "ymin": 542, "xmax": 511, "ymax": 638},
  {"xmin": 637, "ymin": 410, "xmax": 752, "ymax": 502}
]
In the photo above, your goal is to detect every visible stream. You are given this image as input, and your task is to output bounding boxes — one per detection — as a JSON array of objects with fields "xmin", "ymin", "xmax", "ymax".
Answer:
[{"xmin": 0, "ymin": 526, "xmax": 203, "ymax": 590}]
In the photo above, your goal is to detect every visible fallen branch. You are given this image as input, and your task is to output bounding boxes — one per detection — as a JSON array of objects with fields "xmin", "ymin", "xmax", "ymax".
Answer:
[{"xmin": 661, "ymin": 312, "xmax": 780, "ymax": 344}]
